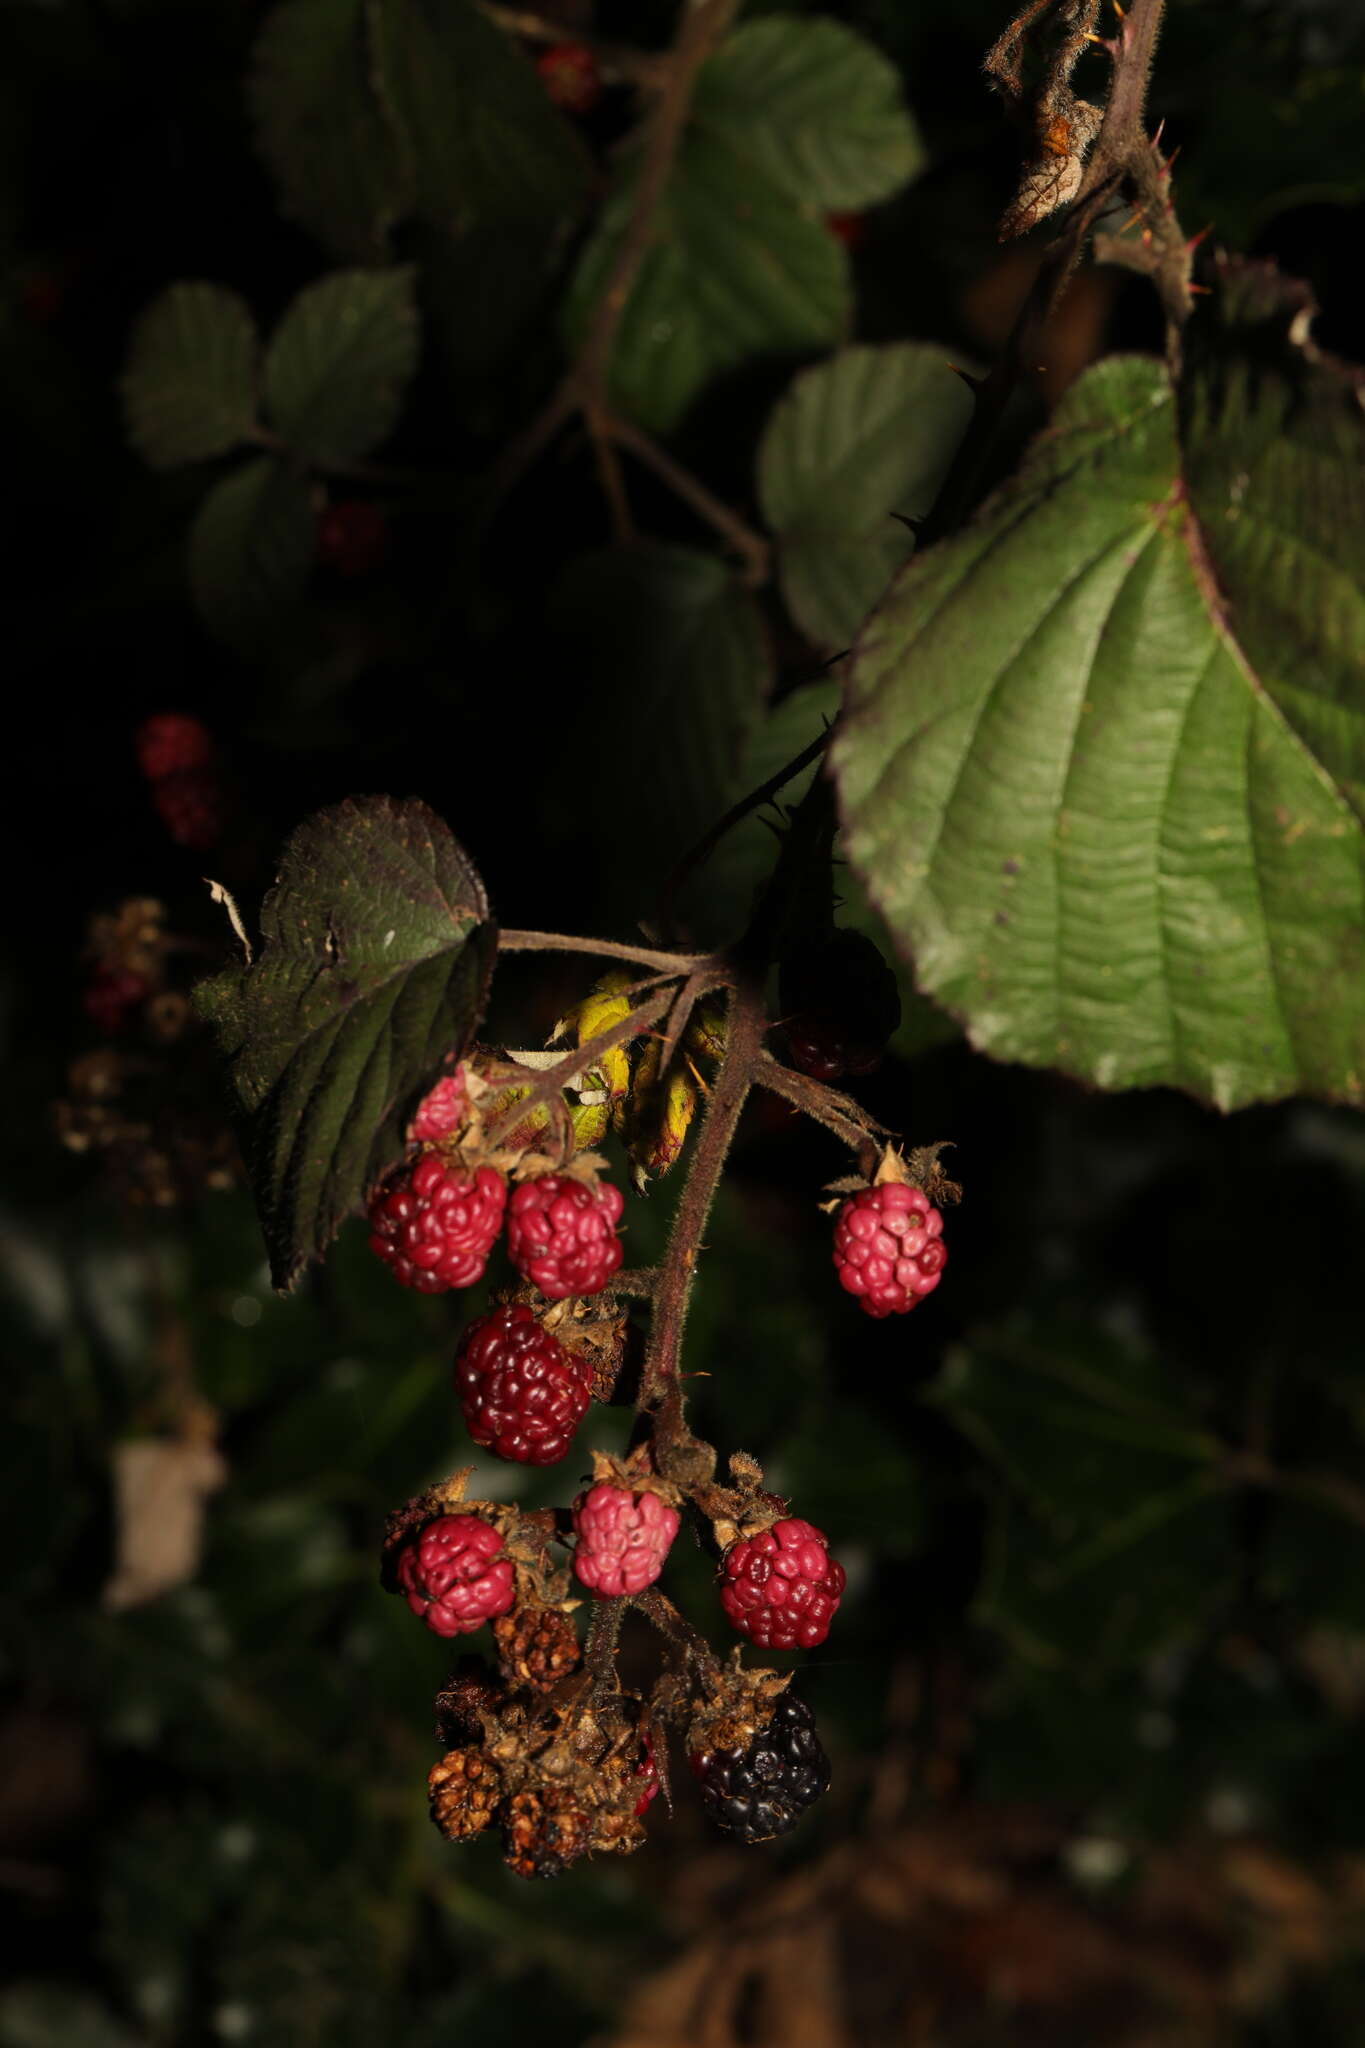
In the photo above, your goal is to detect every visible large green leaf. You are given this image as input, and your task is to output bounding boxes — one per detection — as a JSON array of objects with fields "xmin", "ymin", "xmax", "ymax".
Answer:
[
  {"xmin": 693, "ymin": 14, "xmax": 923, "ymax": 212},
  {"xmin": 369, "ymin": 0, "xmax": 591, "ymax": 234},
  {"xmin": 564, "ymin": 132, "xmax": 850, "ymax": 434},
  {"xmin": 195, "ymin": 797, "xmax": 496, "ymax": 1291},
  {"xmin": 833, "ymin": 281, "xmax": 1365, "ymax": 1109},
  {"xmin": 121, "ymin": 283, "xmax": 259, "ymax": 470},
  {"xmin": 758, "ymin": 343, "xmax": 976, "ymax": 649},
  {"xmin": 265, "ymin": 267, "xmax": 419, "ymax": 465},
  {"xmin": 187, "ymin": 456, "xmax": 316, "ymax": 651},
  {"xmin": 551, "ymin": 545, "xmax": 773, "ymax": 873},
  {"xmin": 248, "ymin": 0, "xmax": 411, "ymax": 260},
  {"xmin": 932, "ymin": 1325, "xmax": 1235, "ymax": 1671}
]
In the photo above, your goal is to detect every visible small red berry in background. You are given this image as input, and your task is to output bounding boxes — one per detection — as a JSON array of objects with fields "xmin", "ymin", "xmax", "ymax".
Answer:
[
  {"xmin": 135, "ymin": 713, "xmax": 215, "ymax": 782},
  {"xmin": 827, "ymin": 211, "xmax": 867, "ymax": 248},
  {"xmin": 83, "ymin": 967, "xmax": 151, "ymax": 1036},
  {"xmin": 535, "ymin": 42, "xmax": 602, "ymax": 115},
  {"xmin": 152, "ymin": 770, "xmax": 226, "ymax": 851},
  {"xmin": 455, "ymin": 1303, "xmax": 593, "ymax": 1466},
  {"xmin": 506, "ymin": 1171, "xmax": 624, "ymax": 1299},
  {"xmin": 395, "ymin": 1515, "xmax": 515, "ymax": 1638},
  {"xmin": 368, "ymin": 1157, "xmax": 507, "ymax": 1294},
  {"xmin": 833, "ymin": 1180, "xmax": 946, "ymax": 1318},
  {"xmin": 134, "ymin": 713, "xmax": 228, "ymax": 849},
  {"xmin": 572, "ymin": 1483, "xmax": 678, "ymax": 1596},
  {"xmin": 719, "ymin": 1516, "xmax": 846, "ymax": 1650},
  {"xmin": 316, "ymin": 499, "xmax": 389, "ymax": 579}
]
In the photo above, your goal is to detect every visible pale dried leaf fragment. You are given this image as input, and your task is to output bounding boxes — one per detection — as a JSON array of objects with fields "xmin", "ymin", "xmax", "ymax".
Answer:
[{"xmin": 103, "ymin": 1435, "xmax": 228, "ymax": 1612}]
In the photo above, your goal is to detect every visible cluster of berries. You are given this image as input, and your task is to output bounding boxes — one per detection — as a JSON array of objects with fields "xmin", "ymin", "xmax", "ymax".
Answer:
[
  {"xmin": 367, "ymin": 1064, "xmax": 625, "ymax": 1302},
  {"xmin": 134, "ymin": 712, "xmax": 226, "ymax": 852},
  {"xmin": 392, "ymin": 1493, "xmax": 834, "ymax": 1860}
]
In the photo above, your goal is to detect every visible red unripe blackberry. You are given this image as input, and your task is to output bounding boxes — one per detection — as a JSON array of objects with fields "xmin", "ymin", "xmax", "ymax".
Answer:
[
  {"xmin": 719, "ymin": 1517, "xmax": 846, "ymax": 1651},
  {"xmin": 83, "ymin": 967, "xmax": 150, "ymax": 1035},
  {"xmin": 572, "ymin": 1482, "xmax": 678, "ymax": 1597},
  {"xmin": 535, "ymin": 41, "xmax": 602, "ymax": 114},
  {"xmin": 368, "ymin": 1156, "xmax": 506, "ymax": 1293},
  {"xmin": 135, "ymin": 712, "xmax": 215, "ymax": 781},
  {"xmin": 409, "ymin": 1069, "xmax": 470, "ymax": 1145},
  {"xmin": 633, "ymin": 1733, "xmax": 660, "ymax": 1818},
  {"xmin": 455, "ymin": 1303, "xmax": 592, "ymax": 1466},
  {"xmin": 317, "ymin": 498, "xmax": 388, "ymax": 579},
  {"xmin": 691, "ymin": 1691, "xmax": 830, "ymax": 1844},
  {"xmin": 506, "ymin": 1172, "xmax": 624, "ymax": 1300},
  {"xmin": 395, "ymin": 1514, "xmax": 515, "ymax": 1637},
  {"xmin": 832, "ymin": 1180, "xmax": 946, "ymax": 1319}
]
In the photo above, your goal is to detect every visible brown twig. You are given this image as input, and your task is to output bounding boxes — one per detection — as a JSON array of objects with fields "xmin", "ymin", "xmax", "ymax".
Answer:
[
  {"xmin": 497, "ymin": 929, "xmax": 709, "ymax": 975},
  {"xmin": 753, "ymin": 1050, "xmax": 885, "ymax": 1165},
  {"xmin": 605, "ymin": 413, "xmax": 771, "ymax": 586},
  {"xmin": 492, "ymin": 0, "xmax": 745, "ymax": 528}
]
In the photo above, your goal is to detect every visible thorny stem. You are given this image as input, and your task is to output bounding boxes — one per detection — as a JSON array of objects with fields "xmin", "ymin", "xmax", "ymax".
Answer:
[
  {"xmin": 657, "ymin": 724, "xmax": 834, "ymax": 942},
  {"xmin": 480, "ymin": 5, "xmax": 670, "ymax": 87}
]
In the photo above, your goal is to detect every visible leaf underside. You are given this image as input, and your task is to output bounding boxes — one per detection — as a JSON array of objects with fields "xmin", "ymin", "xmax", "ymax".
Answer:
[{"xmin": 195, "ymin": 796, "xmax": 496, "ymax": 1291}]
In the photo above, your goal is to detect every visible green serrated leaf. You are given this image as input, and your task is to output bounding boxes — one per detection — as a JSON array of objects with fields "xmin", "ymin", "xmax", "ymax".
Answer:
[
  {"xmin": 551, "ymin": 544, "xmax": 774, "ymax": 875},
  {"xmin": 565, "ymin": 131, "xmax": 850, "ymax": 434},
  {"xmin": 195, "ymin": 796, "xmax": 496, "ymax": 1292},
  {"xmin": 693, "ymin": 14, "xmax": 923, "ymax": 212},
  {"xmin": 265, "ymin": 267, "xmax": 419, "ymax": 465},
  {"xmin": 248, "ymin": 0, "xmax": 410, "ymax": 260},
  {"xmin": 187, "ymin": 456, "xmax": 316, "ymax": 651},
  {"xmin": 121, "ymin": 283, "xmax": 259, "ymax": 470},
  {"xmin": 759, "ymin": 343, "xmax": 976, "ymax": 649},
  {"xmin": 833, "ymin": 278, "xmax": 1365, "ymax": 1110},
  {"xmin": 369, "ymin": 0, "xmax": 591, "ymax": 234}
]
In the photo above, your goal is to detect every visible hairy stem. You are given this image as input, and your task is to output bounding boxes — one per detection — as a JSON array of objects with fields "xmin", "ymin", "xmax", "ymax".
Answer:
[
  {"xmin": 482, "ymin": 987, "xmax": 676, "ymax": 1145},
  {"xmin": 753, "ymin": 1051, "xmax": 884, "ymax": 1163},
  {"xmin": 640, "ymin": 977, "xmax": 764, "ymax": 1427},
  {"xmin": 497, "ymin": 930, "xmax": 710, "ymax": 974}
]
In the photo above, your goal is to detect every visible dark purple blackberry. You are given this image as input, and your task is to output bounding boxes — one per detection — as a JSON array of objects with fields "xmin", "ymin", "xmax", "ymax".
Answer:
[{"xmin": 691, "ymin": 1691, "xmax": 830, "ymax": 1844}]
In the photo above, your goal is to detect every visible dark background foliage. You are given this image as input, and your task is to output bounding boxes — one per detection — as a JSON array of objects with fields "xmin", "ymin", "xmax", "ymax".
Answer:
[{"xmin": 4, "ymin": 1, "xmax": 1365, "ymax": 2042}]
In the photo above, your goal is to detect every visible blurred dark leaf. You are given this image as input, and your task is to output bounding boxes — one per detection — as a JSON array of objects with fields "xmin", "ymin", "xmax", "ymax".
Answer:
[
  {"xmin": 265, "ymin": 266, "xmax": 420, "ymax": 465},
  {"xmin": 121, "ymin": 282, "xmax": 259, "ymax": 471}
]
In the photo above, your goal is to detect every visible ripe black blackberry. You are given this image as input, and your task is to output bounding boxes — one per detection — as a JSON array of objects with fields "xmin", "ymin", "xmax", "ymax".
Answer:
[{"xmin": 692, "ymin": 1690, "xmax": 830, "ymax": 1844}]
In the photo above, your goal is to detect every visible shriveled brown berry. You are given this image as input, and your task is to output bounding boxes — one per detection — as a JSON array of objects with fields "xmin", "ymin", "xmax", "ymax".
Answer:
[
  {"xmin": 501, "ymin": 1786, "xmax": 593, "ymax": 1879},
  {"xmin": 428, "ymin": 1747, "xmax": 501, "ymax": 1841},
  {"xmin": 493, "ymin": 1606, "xmax": 580, "ymax": 1693}
]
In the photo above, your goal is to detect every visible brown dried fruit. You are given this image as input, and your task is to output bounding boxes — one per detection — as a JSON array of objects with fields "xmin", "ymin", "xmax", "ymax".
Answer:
[
  {"xmin": 493, "ymin": 1606, "xmax": 581, "ymax": 1692},
  {"xmin": 428, "ymin": 1747, "xmax": 501, "ymax": 1841}
]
